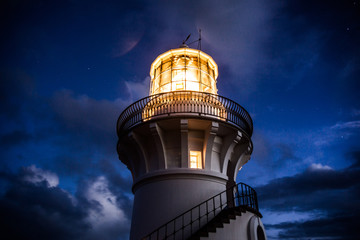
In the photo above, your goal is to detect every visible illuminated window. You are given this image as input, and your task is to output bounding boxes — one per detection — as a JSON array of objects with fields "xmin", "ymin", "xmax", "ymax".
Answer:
[{"xmin": 190, "ymin": 151, "xmax": 202, "ymax": 169}]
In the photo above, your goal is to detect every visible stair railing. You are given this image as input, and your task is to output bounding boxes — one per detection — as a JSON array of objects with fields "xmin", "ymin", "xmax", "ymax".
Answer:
[{"xmin": 142, "ymin": 182, "xmax": 259, "ymax": 240}]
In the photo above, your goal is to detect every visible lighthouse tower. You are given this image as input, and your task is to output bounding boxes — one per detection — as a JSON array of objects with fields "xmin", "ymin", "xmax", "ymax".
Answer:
[{"xmin": 117, "ymin": 46, "xmax": 266, "ymax": 240}]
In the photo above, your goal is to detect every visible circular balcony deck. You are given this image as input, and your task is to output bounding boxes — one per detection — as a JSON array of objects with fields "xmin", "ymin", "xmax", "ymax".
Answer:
[{"xmin": 117, "ymin": 91, "xmax": 253, "ymax": 137}]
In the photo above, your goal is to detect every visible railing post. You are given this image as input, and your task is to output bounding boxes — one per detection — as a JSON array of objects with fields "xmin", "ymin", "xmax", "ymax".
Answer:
[
  {"xmin": 206, "ymin": 200, "xmax": 209, "ymax": 224},
  {"xmin": 182, "ymin": 214, "xmax": 184, "ymax": 240},
  {"xmin": 198, "ymin": 205, "xmax": 201, "ymax": 231},
  {"xmin": 254, "ymin": 190, "xmax": 257, "ymax": 209},
  {"xmin": 212, "ymin": 197, "xmax": 216, "ymax": 217},
  {"xmin": 174, "ymin": 219, "xmax": 176, "ymax": 238},
  {"xmin": 226, "ymin": 180, "xmax": 236, "ymax": 209}
]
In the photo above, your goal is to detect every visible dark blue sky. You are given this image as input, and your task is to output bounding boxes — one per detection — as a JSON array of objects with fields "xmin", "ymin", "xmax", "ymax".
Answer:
[{"xmin": 1, "ymin": 0, "xmax": 359, "ymax": 239}]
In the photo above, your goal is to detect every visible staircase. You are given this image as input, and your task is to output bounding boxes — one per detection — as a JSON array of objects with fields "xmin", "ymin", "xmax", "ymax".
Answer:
[
  {"xmin": 142, "ymin": 183, "xmax": 261, "ymax": 240},
  {"xmin": 189, "ymin": 206, "xmax": 244, "ymax": 240}
]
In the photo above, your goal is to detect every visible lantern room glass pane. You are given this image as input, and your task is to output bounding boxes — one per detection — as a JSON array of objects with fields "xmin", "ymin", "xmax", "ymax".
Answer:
[
  {"xmin": 149, "ymin": 48, "xmax": 218, "ymax": 95},
  {"xmin": 200, "ymin": 59, "xmax": 208, "ymax": 71},
  {"xmin": 162, "ymin": 60, "xmax": 172, "ymax": 72},
  {"xmin": 186, "ymin": 69, "xmax": 200, "ymax": 91},
  {"xmin": 202, "ymin": 74, "xmax": 210, "ymax": 87},
  {"xmin": 160, "ymin": 83, "xmax": 171, "ymax": 93},
  {"xmin": 174, "ymin": 56, "xmax": 186, "ymax": 68},
  {"xmin": 160, "ymin": 71, "xmax": 171, "ymax": 86},
  {"xmin": 187, "ymin": 57, "xmax": 199, "ymax": 68}
]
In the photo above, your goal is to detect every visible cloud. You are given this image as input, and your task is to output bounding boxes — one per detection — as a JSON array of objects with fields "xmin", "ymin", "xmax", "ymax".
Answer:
[
  {"xmin": 0, "ymin": 170, "xmax": 89, "ymax": 240},
  {"xmin": 124, "ymin": 0, "xmax": 283, "ymax": 98},
  {"xmin": 0, "ymin": 166, "xmax": 131, "ymax": 240},
  {"xmin": 0, "ymin": 71, "xmax": 134, "ymax": 213},
  {"xmin": 112, "ymin": 32, "xmax": 144, "ymax": 57},
  {"xmin": 0, "ymin": 130, "xmax": 32, "ymax": 147},
  {"xmin": 248, "ymin": 133, "xmax": 302, "ymax": 176},
  {"xmin": 257, "ymin": 152, "xmax": 360, "ymax": 239},
  {"xmin": 84, "ymin": 176, "xmax": 130, "ymax": 240},
  {"xmin": 274, "ymin": 143, "xmax": 300, "ymax": 164},
  {"xmin": 330, "ymin": 121, "xmax": 360, "ymax": 130},
  {"xmin": 251, "ymin": 131, "xmax": 271, "ymax": 163},
  {"xmin": 258, "ymin": 162, "xmax": 359, "ymax": 207},
  {"xmin": 22, "ymin": 165, "xmax": 59, "ymax": 187},
  {"xmin": 124, "ymin": 77, "xmax": 150, "ymax": 101},
  {"xmin": 308, "ymin": 163, "xmax": 332, "ymax": 171},
  {"xmin": 352, "ymin": 109, "xmax": 360, "ymax": 117},
  {"xmin": 50, "ymin": 89, "xmax": 130, "ymax": 156},
  {"xmin": 51, "ymin": 89, "xmax": 128, "ymax": 136},
  {"xmin": 306, "ymin": 120, "xmax": 360, "ymax": 147},
  {"xmin": 268, "ymin": 214, "xmax": 360, "ymax": 240}
]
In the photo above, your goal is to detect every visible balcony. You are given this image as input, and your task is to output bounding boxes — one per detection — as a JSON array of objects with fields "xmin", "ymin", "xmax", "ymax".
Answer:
[{"xmin": 117, "ymin": 91, "xmax": 253, "ymax": 137}]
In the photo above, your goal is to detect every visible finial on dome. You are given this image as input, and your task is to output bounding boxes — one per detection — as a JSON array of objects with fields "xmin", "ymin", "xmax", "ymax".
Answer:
[{"xmin": 179, "ymin": 43, "xmax": 189, "ymax": 48}]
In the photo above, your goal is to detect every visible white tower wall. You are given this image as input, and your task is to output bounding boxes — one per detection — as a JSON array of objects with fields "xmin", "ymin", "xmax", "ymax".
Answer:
[
  {"xmin": 118, "ymin": 118, "xmax": 252, "ymax": 239},
  {"xmin": 131, "ymin": 171, "xmax": 227, "ymax": 239}
]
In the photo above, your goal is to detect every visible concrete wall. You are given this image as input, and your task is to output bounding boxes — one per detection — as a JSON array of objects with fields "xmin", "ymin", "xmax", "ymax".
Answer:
[{"xmin": 130, "ymin": 170, "xmax": 227, "ymax": 240}]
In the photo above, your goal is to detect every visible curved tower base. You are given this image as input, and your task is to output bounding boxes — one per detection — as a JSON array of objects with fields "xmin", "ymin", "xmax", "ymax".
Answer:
[{"xmin": 131, "ymin": 170, "xmax": 227, "ymax": 239}]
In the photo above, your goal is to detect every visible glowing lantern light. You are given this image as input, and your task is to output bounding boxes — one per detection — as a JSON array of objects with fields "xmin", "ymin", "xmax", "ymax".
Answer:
[
  {"xmin": 142, "ymin": 47, "xmax": 226, "ymax": 122},
  {"xmin": 149, "ymin": 48, "xmax": 218, "ymax": 95}
]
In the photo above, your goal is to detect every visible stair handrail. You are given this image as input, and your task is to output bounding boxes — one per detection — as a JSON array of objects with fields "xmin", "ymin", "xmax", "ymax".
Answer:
[{"xmin": 142, "ymin": 182, "xmax": 260, "ymax": 240}]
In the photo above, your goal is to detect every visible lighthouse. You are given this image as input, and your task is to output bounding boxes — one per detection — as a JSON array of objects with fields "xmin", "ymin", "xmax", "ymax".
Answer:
[{"xmin": 117, "ymin": 46, "xmax": 266, "ymax": 240}]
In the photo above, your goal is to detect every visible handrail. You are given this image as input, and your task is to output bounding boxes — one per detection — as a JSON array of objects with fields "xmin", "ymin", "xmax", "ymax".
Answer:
[
  {"xmin": 117, "ymin": 91, "xmax": 253, "ymax": 137},
  {"xmin": 142, "ymin": 182, "xmax": 259, "ymax": 240}
]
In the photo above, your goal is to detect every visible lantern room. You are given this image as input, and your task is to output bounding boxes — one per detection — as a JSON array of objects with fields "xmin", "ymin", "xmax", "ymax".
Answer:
[{"xmin": 149, "ymin": 47, "xmax": 218, "ymax": 95}]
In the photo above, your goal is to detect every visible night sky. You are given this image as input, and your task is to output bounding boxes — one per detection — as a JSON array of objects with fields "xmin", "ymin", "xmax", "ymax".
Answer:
[{"xmin": 1, "ymin": 0, "xmax": 360, "ymax": 239}]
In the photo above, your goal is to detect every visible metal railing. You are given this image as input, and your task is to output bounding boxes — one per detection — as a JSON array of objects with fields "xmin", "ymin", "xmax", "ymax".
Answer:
[
  {"xmin": 117, "ymin": 91, "xmax": 253, "ymax": 137},
  {"xmin": 142, "ymin": 182, "xmax": 259, "ymax": 240}
]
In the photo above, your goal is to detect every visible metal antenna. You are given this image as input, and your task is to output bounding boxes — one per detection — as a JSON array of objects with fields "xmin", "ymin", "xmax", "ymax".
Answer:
[
  {"xmin": 186, "ymin": 29, "xmax": 202, "ymax": 50},
  {"xmin": 198, "ymin": 29, "xmax": 201, "ymax": 50}
]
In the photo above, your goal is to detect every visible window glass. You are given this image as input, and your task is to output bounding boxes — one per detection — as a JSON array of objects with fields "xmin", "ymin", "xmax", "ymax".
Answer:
[
  {"xmin": 186, "ymin": 69, "xmax": 200, "ymax": 91},
  {"xmin": 187, "ymin": 56, "xmax": 199, "ymax": 68},
  {"xmin": 161, "ymin": 83, "xmax": 171, "ymax": 93},
  {"xmin": 174, "ymin": 56, "xmax": 186, "ymax": 68},
  {"xmin": 200, "ymin": 59, "xmax": 208, "ymax": 72},
  {"xmin": 202, "ymin": 74, "xmax": 210, "ymax": 87},
  {"xmin": 190, "ymin": 151, "xmax": 202, "ymax": 169},
  {"xmin": 172, "ymin": 69, "xmax": 185, "ymax": 82},
  {"xmin": 152, "ymin": 77, "xmax": 160, "ymax": 93},
  {"xmin": 160, "ymin": 71, "xmax": 171, "ymax": 86},
  {"xmin": 162, "ymin": 60, "xmax": 172, "ymax": 72}
]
